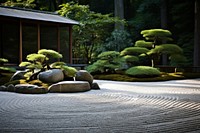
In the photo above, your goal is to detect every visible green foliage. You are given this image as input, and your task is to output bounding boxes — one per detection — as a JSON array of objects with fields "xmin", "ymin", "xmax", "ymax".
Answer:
[
  {"xmin": 86, "ymin": 61, "xmax": 102, "ymax": 74},
  {"xmin": 125, "ymin": 66, "xmax": 161, "ymax": 77},
  {"xmin": 18, "ymin": 49, "xmax": 79, "ymax": 80},
  {"xmin": 132, "ymin": 29, "xmax": 186, "ymax": 67},
  {"xmin": 0, "ymin": 67, "xmax": 16, "ymax": 73},
  {"xmin": 26, "ymin": 53, "xmax": 47, "ymax": 62},
  {"xmin": 50, "ymin": 62, "xmax": 66, "ymax": 68},
  {"xmin": 50, "ymin": 61, "xmax": 77, "ymax": 77},
  {"xmin": 170, "ymin": 0, "xmax": 194, "ymax": 65},
  {"xmin": 147, "ymin": 44, "xmax": 183, "ymax": 55},
  {"xmin": 19, "ymin": 61, "xmax": 43, "ymax": 70},
  {"xmin": 103, "ymin": 29, "xmax": 132, "ymax": 51},
  {"xmin": 38, "ymin": 49, "xmax": 62, "ymax": 59},
  {"xmin": 28, "ymin": 80, "xmax": 49, "ymax": 89},
  {"xmin": 19, "ymin": 49, "xmax": 64, "ymax": 80},
  {"xmin": 120, "ymin": 47, "xmax": 149, "ymax": 56},
  {"xmin": 0, "ymin": 58, "xmax": 16, "ymax": 74},
  {"xmin": 19, "ymin": 62, "xmax": 32, "ymax": 67},
  {"xmin": 141, "ymin": 29, "xmax": 172, "ymax": 37},
  {"xmin": 86, "ymin": 51, "xmax": 126, "ymax": 74},
  {"xmin": 127, "ymin": 0, "xmax": 161, "ymax": 43},
  {"xmin": 2, "ymin": 0, "xmax": 36, "ymax": 8},
  {"xmin": 24, "ymin": 72, "xmax": 33, "ymax": 79},
  {"xmin": 61, "ymin": 66, "xmax": 77, "ymax": 77},
  {"xmin": 93, "ymin": 72, "xmax": 200, "ymax": 82},
  {"xmin": 123, "ymin": 55, "xmax": 139, "ymax": 63},
  {"xmin": 26, "ymin": 63, "xmax": 43, "ymax": 70},
  {"xmin": 0, "ymin": 58, "xmax": 8, "ymax": 64},
  {"xmin": 97, "ymin": 51, "xmax": 120, "ymax": 60},
  {"xmin": 135, "ymin": 40, "xmax": 153, "ymax": 48},
  {"xmin": 141, "ymin": 29, "xmax": 173, "ymax": 42},
  {"xmin": 169, "ymin": 54, "xmax": 188, "ymax": 67},
  {"xmin": 58, "ymin": 2, "xmax": 125, "ymax": 63}
]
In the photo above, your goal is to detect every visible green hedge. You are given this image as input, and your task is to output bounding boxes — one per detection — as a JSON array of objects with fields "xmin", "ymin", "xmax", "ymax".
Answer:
[{"xmin": 125, "ymin": 66, "xmax": 161, "ymax": 77}]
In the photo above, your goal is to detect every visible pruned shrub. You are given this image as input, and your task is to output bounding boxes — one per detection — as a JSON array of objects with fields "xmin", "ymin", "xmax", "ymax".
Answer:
[
  {"xmin": 125, "ymin": 66, "xmax": 161, "ymax": 77},
  {"xmin": 19, "ymin": 49, "xmax": 77, "ymax": 81},
  {"xmin": 134, "ymin": 40, "xmax": 153, "ymax": 48},
  {"xmin": 141, "ymin": 29, "xmax": 173, "ymax": 42},
  {"xmin": 120, "ymin": 47, "xmax": 149, "ymax": 56},
  {"xmin": 123, "ymin": 55, "xmax": 139, "ymax": 63},
  {"xmin": 86, "ymin": 51, "xmax": 126, "ymax": 74},
  {"xmin": 147, "ymin": 44, "xmax": 183, "ymax": 55}
]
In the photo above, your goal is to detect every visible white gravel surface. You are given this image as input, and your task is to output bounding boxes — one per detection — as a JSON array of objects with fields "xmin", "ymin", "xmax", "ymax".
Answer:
[{"xmin": 0, "ymin": 79, "xmax": 200, "ymax": 133}]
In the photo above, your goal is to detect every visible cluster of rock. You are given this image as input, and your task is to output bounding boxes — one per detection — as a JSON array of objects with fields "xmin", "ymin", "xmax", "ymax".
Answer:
[{"xmin": 0, "ymin": 69, "xmax": 100, "ymax": 94}]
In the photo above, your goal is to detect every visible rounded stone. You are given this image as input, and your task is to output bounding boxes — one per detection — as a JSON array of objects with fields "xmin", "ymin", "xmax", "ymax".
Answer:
[
  {"xmin": 75, "ymin": 70, "xmax": 93, "ymax": 85},
  {"xmin": 7, "ymin": 84, "xmax": 15, "ymax": 92},
  {"xmin": 48, "ymin": 81, "xmax": 91, "ymax": 93},
  {"xmin": 91, "ymin": 82, "xmax": 100, "ymax": 90},
  {"xmin": 10, "ymin": 70, "xmax": 27, "ymax": 81},
  {"xmin": 15, "ymin": 84, "xmax": 48, "ymax": 94},
  {"xmin": 38, "ymin": 69, "xmax": 64, "ymax": 83},
  {"xmin": 0, "ymin": 85, "xmax": 7, "ymax": 91}
]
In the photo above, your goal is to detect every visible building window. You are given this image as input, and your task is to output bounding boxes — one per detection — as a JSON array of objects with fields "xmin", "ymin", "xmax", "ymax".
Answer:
[
  {"xmin": 22, "ymin": 23, "xmax": 38, "ymax": 61},
  {"xmin": 40, "ymin": 25, "xmax": 57, "ymax": 50},
  {"xmin": 0, "ymin": 22, "xmax": 19, "ymax": 64},
  {"xmin": 60, "ymin": 26, "xmax": 69, "ymax": 63}
]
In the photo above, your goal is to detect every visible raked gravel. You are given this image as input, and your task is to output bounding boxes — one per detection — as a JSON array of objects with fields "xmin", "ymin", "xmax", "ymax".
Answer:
[{"xmin": 0, "ymin": 79, "xmax": 200, "ymax": 133}]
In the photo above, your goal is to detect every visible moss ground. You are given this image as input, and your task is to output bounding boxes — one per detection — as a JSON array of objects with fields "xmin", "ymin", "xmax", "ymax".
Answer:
[
  {"xmin": 93, "ymin": 72, "xmax": 200, "ymax": 82},
  {"xmin": 0, "ymin": 73, "xmax": 51, "ymax": 89},
  {"xmin": 1, "ymin": 72, "xmax": 200, "ymax": 86}
]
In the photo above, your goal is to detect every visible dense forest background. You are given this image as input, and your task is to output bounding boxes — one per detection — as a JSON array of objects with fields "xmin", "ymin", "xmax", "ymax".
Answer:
[{"xmin": 0, "ymin": 0, "xmax": 198, "ymax": 66}]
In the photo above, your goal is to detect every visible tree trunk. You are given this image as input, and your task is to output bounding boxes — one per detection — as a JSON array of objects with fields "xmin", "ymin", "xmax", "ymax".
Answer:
[
  {"xmin": 194, "ymin": 0, "xmax": 200, "ymax": 66},
  {"xmin": 114, "ymin": 0, "xmax": 124, "ymax": 30},
  {"xmin": 160, "ymin": 0, "xmax": 168, "ymax": 65}
]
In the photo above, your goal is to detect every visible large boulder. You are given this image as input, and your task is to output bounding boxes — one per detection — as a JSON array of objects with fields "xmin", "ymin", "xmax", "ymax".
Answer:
[
  {"xmin": 75, "ymin": 70, "xmax": 93, "ymax": 85},
  {"xmin": 48, "ymin": 81, "xmax": 90, "ymax": 93},
  {"xmin": 38, "ymin": 69, "xmax": 64, "ymax": 83},
  {"xmin": 15, "ymin": 84, "xmax": 48, "ymax": 94},
  {"xmin": 10, "ymin": 70, "xmax": 27, "ymax": 81}
]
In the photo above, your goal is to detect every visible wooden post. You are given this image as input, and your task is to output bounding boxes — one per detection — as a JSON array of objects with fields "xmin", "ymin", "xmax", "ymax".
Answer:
[
  {"xmin": 37, "ymin": 23, "xmax": 40, "ymax": 50},
  {"xmin": 69, "ymin": 25, "xmax": 73, "ymax": 64},
  {"xmin": 19, "ymin": 20, "xmax": 23, "ymax": 63}
]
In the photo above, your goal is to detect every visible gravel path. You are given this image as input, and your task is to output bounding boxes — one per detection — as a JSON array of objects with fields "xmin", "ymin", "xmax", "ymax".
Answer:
[{"xmin": 0, "ymin": 79, "xmax": 200, "ymax": 133}]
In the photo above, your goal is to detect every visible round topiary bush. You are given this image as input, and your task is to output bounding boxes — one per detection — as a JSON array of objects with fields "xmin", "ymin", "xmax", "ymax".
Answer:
[{"xmin": 125, "ymin": 66, "xmax": 161, "ymax": 78}]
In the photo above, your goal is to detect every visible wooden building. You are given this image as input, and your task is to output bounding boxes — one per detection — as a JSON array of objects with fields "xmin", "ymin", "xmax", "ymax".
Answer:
[{"xmin": 0, "ymin": 6, "xmax": 79, "ymax": 65}]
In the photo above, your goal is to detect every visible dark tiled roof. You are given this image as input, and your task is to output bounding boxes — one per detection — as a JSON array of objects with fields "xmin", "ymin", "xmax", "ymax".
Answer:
[{"xmin": 0, "ymin": 6, "xmax": 79, "ymax": 25}]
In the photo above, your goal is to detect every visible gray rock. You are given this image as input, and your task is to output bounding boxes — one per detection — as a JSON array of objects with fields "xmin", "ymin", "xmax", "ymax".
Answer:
[
  {"xmin": 49, "ymin": 81, "xmax": 90, "ymax": 93},
  {"xmin": 91, "ymin": 82, "xmax": 100, "ymax": 90},
  {"xmin": 75, "ymin": 70, "xmax": 93, "ymax": 85},
  {"xmin": 0, "ymin": 85, "xmax": 7, "ymax": 91},
  {"xmin": 10, "ymin": 70, "xmax": 27, "ymax": 81},
  {"xmin": 15, "ymin": 84, "xmax": 47, "ymax": 94},
  {"xmin": 38, "ymin": 69, "xmax": 64, "ymax": 83},
  {"xmin": 7, "ymin": 84, "xmax": 15, "ymax": 92}
]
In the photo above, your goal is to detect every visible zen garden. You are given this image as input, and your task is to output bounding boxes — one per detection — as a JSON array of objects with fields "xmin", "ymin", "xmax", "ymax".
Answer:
[
  {"xmin": 0, "ymin": 0, "xmax": 200, "ymax": 94},
  {"xmin": 1, "ymin": 1, "xmax": 200, "ymax": 133}
]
